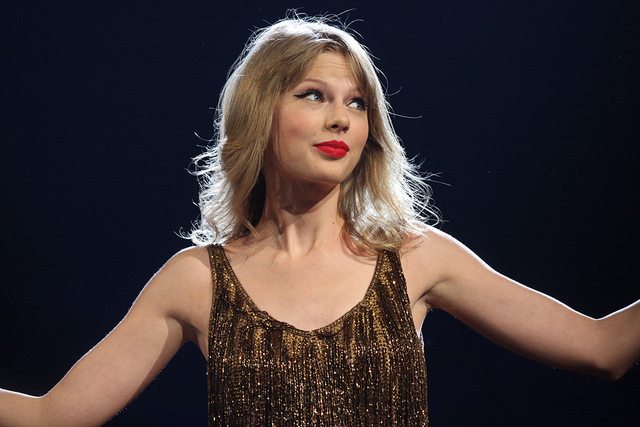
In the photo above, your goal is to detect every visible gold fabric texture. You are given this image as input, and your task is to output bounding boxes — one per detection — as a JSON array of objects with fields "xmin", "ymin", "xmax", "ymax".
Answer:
[{"xmin": 206, "ymin": 245, "xmax": 428, "ymax": 426}]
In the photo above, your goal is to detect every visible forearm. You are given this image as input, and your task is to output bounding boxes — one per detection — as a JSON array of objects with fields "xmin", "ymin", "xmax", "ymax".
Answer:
[
  {"xmin": 0, "ymin": 388, "xmax": 43, "ymax": 427},
  {"xmin": 596, "ymin": 299, "xmax": 640, "ymax": 380}
]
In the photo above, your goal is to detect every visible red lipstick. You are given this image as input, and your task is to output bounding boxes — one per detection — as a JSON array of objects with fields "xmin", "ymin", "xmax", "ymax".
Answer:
[{"xmin": 314, "ymin": 140, "xmax": 349, "ymax": 159}]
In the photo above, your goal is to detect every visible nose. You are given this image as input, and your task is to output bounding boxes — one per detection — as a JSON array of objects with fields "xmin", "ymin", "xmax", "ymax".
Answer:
[{"xmin": 325, "ymin": 104, "xmax": 350, "ymax": 133}]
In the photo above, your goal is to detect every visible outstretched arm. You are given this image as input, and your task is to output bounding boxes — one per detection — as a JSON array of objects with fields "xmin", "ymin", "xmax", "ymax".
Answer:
[
  {"xmin": 0, "ymin": 246, "xmax": 212, "ymax": 427},
  {"xmin": 408, "ymin": 228, "xmax": 639, "ymax": 380}
]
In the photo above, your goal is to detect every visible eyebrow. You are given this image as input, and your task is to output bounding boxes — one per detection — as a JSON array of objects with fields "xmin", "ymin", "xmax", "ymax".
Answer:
[{"xmin": 295, "ymin": 77, "xmax": 365, "ymax": 95}]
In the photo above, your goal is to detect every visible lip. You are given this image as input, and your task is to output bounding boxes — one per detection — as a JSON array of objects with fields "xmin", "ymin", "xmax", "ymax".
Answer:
[{"xmin": 313, "ymin": 140, "xmax": 349, "ymax": 159}]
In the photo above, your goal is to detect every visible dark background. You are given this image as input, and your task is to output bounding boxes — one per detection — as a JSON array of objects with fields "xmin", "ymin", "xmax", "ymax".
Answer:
[{"xmin": 1, "ymin": 1, "xmax": 638, "ymax": 425}]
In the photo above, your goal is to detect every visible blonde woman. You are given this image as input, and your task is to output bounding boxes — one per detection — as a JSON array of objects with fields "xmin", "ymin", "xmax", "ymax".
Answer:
[{"xmin": 1, "ymin": 16, "xmax": 638, "ymax": 426}]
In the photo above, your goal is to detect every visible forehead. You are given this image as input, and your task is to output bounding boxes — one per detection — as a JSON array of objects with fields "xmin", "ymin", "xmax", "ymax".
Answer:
[{"xmin": 301, "ymin": 52, "xmax": 362, "ymax": 89}]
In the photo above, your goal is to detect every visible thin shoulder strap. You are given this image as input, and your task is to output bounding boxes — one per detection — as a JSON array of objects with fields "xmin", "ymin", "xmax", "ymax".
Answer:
[
  {"xmin": 375, "ymin": 250, "xmax": 419, "ymax": 335},
  {"xmin": 387, "ymin": 249, "xmax": 412, "ymax": 304},
  {"xmin": 206, "ymin": 244, "xmax": 226, "ymax": 299}
]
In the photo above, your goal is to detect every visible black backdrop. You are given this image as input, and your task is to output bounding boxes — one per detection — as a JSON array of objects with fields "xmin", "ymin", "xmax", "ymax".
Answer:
[{"xmin": 1, "ymin": 1, "xmax": 638, "ymax": 425}]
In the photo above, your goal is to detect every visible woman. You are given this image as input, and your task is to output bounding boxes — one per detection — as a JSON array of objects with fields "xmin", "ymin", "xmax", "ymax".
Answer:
[{"xmin": 1, "ymin": 16, "xmax": 638, "ymax": 426}]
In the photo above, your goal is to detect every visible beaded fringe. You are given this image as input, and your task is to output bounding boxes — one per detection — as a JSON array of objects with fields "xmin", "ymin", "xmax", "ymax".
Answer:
[{"xmin": 206, "ymin": 245, "xmax": 428, "ymax": 426}]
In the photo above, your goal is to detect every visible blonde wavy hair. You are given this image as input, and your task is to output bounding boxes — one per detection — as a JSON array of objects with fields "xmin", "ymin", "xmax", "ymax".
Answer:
[{"xmin": 189, "ymin": 15, "xmax": 439, "ymax": 251}]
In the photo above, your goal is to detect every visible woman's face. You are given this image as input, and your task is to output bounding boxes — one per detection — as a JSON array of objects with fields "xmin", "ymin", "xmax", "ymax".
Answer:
[{"xmin": 267, "ymin": 51, "xmax": 369, "ymax": 188}]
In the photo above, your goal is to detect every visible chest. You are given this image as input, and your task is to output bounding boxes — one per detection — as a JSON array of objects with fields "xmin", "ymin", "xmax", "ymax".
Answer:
[
  {"xmin": 206, "ymin": 247, "xmax": 430, "ymax": 425},
  {"xmin": 229, "ymin": 253, "xmax": 377, "ymax": 332}
]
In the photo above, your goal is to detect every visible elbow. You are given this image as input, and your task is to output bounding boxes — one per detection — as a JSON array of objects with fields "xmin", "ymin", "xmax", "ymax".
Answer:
[
  {"xmin": 586, "ymin": 353, "xmax": 632, "ymax": 382},
  {"xmin": 600, "ymin": 362, "xmax": 634, "ymax": 382},
  {"xmin": 35, "ymin": 393, "xmax": 49, "ymax": 427},
  {"xmin": 592, "ymin": 366, "xmax": 625, "ymax": 382},
  {"xmin": 582, "ymin": 317, "xmax": 638, "ymax": 381}
]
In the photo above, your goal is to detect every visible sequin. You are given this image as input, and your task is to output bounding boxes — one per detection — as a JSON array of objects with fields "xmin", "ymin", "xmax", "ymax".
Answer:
[{"xmin": 206, "ymin": 245, "xmax": 429, "ymax": 426}]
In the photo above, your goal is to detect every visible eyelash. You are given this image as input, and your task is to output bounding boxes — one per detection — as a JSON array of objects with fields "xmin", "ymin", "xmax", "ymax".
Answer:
[{"xmin": 294, "ymin": 89, "xmax": 368, "ymax": 111}]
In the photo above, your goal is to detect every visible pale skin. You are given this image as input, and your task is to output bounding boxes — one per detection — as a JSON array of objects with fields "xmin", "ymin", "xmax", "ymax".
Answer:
[{"xmin": 1, "ymin": 52, "xmax": 638, "ymax": 427}]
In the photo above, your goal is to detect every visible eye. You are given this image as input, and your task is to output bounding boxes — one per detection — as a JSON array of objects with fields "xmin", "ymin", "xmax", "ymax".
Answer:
[
  {"xmin": 348, "ymin": 97, "xmax": 368, "ymax": 111},
  {"xmin": 294, "ymin": 89, "xmax": 323, "ymax": 102}
]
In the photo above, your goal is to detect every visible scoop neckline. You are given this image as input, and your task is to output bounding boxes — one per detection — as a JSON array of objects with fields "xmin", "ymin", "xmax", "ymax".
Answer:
[{"xmin": 218, "ymin": 245, "xmax": 382, "ymax": 337}]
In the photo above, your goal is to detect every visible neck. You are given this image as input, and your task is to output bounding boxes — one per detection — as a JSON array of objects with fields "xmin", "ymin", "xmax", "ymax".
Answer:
[{"xmin": 251, "ymin": 175, "xmax": 345, "ymax": 256}]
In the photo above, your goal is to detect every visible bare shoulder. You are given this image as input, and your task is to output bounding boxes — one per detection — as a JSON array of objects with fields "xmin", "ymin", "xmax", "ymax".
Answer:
[
  {"xmin": 157, "ymin": 245, "xmax": 212, "ymax": 306},
  {"xmin": 400, "ymin": 226, "xmax": 461, "ymax": 268},
  {"xmin": 399, "ymin": 226, "xmax": 472, "ymax": 303},
  {"xmin": 401, "ymin": 226, "xmax": 482, "ymax": 267},
  {"xmin": 136, "ymin": 246, "xmax": 213, "ymax": 348},
  {"xmin": 141, "ymin": 246, "xmax": 211, "ymax": 300},
  {"xmin": 156, "ymin": 246, "xmax": 212, "ymax": 289}
]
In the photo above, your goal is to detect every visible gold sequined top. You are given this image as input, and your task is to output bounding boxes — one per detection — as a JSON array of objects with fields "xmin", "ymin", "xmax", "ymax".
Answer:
[{"xmin": 206, "ymin": 245, "xmax": 428, "ymax": 426}]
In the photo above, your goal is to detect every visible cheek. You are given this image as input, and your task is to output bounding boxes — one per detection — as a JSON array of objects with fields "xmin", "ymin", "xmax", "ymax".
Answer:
[
  {"xmin": 271, "ymin": 124, "xmax": 306, "ymax": 166},
  {"xmin": 276, "ymin": 117, "xmax": 318, "ymax": 158},
  {"xmin": 277, "ymin": 108, "xmax": 312, "ymax": 142},
  {"xmin": 354, "ymin": 121, "xmax": 369, "ymax": 151},
  {"xmin": 285, "ymin": 113, "xmax": 317, "ymax": 140}
]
